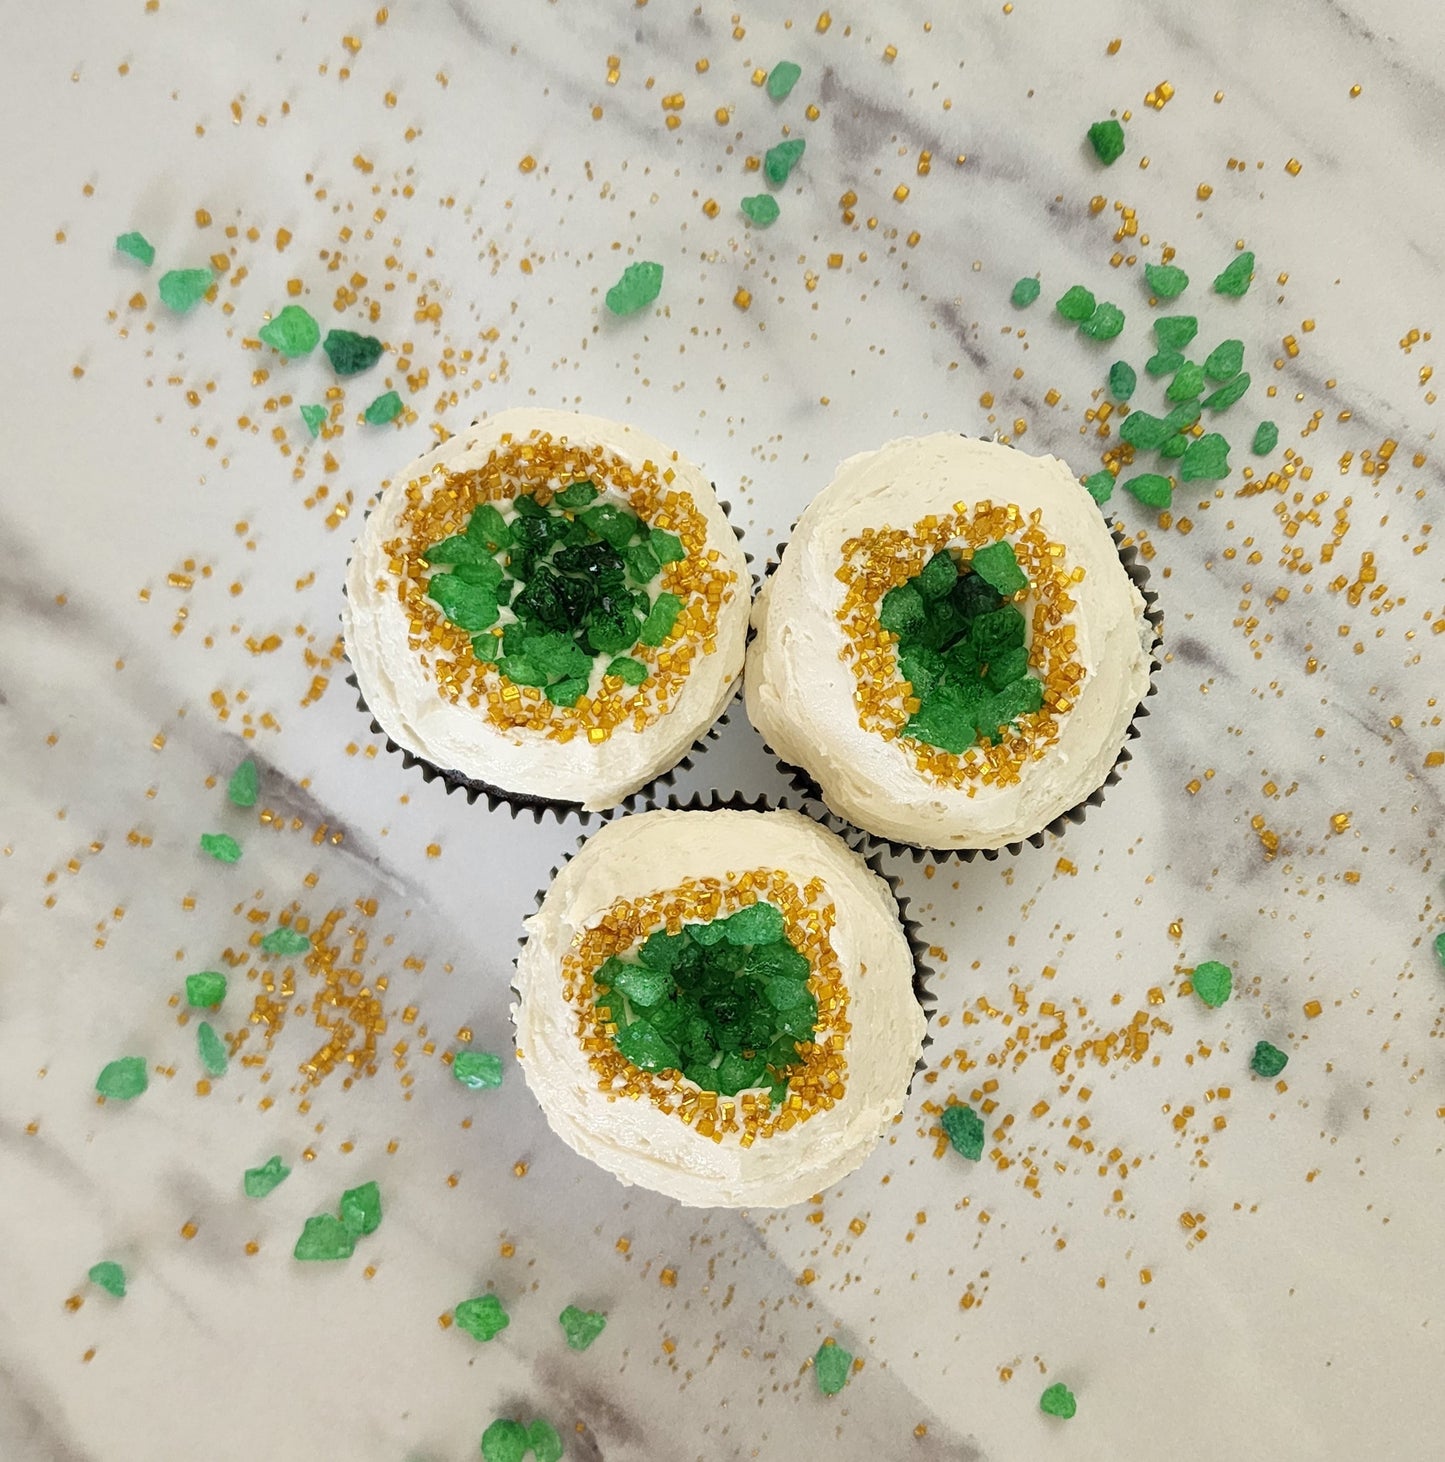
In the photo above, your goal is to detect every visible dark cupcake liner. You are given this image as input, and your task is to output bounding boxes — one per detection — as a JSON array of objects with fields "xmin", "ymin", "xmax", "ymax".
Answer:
[
  {"xmin": 514, "ymin": 790, "xmax": 936, "ymax": 1091},
  {"xmin": 341, "ymin": 483, "xmax": 752, "ymax": 824},
  {"xmin": 747, "ymin": 513, "xmax": 1163, "ymax": 866}
]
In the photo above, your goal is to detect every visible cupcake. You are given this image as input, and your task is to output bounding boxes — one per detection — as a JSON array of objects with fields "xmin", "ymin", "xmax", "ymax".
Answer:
[
  {"xmin": 745, "ymin": 434, "xmax": 1156, "ymax": 854},
  {"xmin": 513, "ymin": 806, "xmax": 927, "ymax": 1208},
  {"xmin": 344, "ymin": 408, "xmax": 750, "ymax": 814}
]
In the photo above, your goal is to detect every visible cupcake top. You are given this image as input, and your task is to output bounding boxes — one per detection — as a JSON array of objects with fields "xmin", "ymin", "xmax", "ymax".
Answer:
[
  {"xmin": 344, "ymin": 409, "xmax": 749, "ymax": 810},
  {"xmin": 513, "ymin": 808, "xmax": 925, "ymax": 1208},
  {"xmin": 745, "ymin": 434, "xmax": 1153, "ymax": 850}
]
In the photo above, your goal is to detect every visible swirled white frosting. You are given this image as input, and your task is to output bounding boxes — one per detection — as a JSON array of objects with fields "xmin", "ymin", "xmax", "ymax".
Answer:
[
  {"xmin": 343, "ymin": 409, "xmax": 749, "ymax": 811},
  {"xmin": 513, "ymin": 809, "xmax": 925, "ymax": 1208},
  {"xmin": 744, "ymin": 435, "xmax": 1153, "ymax": 850}
]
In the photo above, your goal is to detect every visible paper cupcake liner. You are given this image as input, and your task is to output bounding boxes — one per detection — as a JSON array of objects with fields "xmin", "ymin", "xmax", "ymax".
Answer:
[
  {"xmin": 340, "ymin": 494, "xmax": 751, "ymax": 824},
  {"xmin": 515, "ymin": 790, "xmax": 936, "ymax": 1089},
  {"xmin": 747, "ymin": 510, "xmax": 1163, "ymax": 866}
]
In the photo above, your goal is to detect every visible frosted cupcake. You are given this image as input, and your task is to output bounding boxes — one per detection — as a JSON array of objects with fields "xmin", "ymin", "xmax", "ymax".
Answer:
[
  {"xmin": 513, "ymin": 807, "xmax": 927, "ymax": 1207},
  {"xmin": 745, "ymin": 434, "xmax": 1156, "ymax": 853},
  {"xmin": 344, "ymin": 409, "xmax": 749, "ymax": 813}
]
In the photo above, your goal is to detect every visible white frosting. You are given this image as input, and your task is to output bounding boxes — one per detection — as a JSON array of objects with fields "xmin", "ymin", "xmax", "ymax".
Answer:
[
  {"xmin": 744, "ymin": 435, "xmax": 1153, "ymax": 850},
  {"xmin": 513, "ymin": 809, "xmax": 926, "ymax": 1208},
  {"xmin": 343, "ymin": 409, "xmax": 749, "ymax": 811}
]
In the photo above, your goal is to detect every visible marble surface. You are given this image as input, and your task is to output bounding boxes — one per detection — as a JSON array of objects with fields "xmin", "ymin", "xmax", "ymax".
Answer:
[{"xmin": 2, "ymin": 2, "xmax": 1442, "ymax": 1459}]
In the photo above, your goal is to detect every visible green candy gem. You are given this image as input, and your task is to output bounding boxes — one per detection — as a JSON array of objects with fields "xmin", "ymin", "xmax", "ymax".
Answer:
[
  {"xmin": 1252, "ymin": 420, "xmax": 1279, "ymax": 455},
  {"xmin": 339, "ymin": 1180, "xmax": 382, "ymax": 1236},
  {"xmin": 197, "ymin": 1021, "xmax": 228, "ymax": 1077},
  {"xmin": 605, "ymin": 655, "xmax": 649, "ymax": 685},
  {"xmin": 300, "ymin": 403, "xmax": 328, "ymax": 437},
  {"xmin": 1040, "ymin": 1382, "xmax": 1077, "ymax": 1419},
  {"xmin": 1079, "ymin": 301, "xmax": 1125, "ymax": 340},
  {"xmin": 560, "ymin": 1304, "xmax": 608, "ymax": 1351},
  {"xmin": 605, "ymin": 260, "xmax": 664, "ymax": 316},
  {"xmin": 1166, "ymin": 361, "xmax": 1205, "ymax": 402},
  {"xmin": 764, "ymin": 138, "xmax": 806, "ymax": 184},
  {"xmin": 1192, "ymin": 961, "xmax": 1233, "ymax": 1008},
  {"xmin": 1122, "ymin": 473, "xmax": 1173, "ymax": 509},
  {"xmin": 723, "ymin": 901, "xmax": 786, "ymax": 945},
  {"xmin": 453, "ymin": 1050, "xmax": 504, "ymax": 1089},
  {"xmin": 767, "ymin": 60, "xmax": 802, "ymax": 99},
  {"xmin": 608, "ymin": 962, "xmax": 672, "ymax": 1007},
  {"xmin": 880, "ymin": 581, "xmax": 926, "ymax": 635},
  {"xmin": 615, "ymin": 1021, "xmax": 679, "ymax": 1072},
  {"xmin": 940, "ymin": 1103, "xmax": 985, "ymax": 1160},
  {"xmin": 969, "ymin": 541, "xmax": 1028, "ymax": 595},
  {"xmin": 96, "ymin": 1057, "xmax": 147, "ymax": 1101},
  {"xmin": 740, "ymin": 193, "xmax": 780, "ymax": 226},
  {"xmin": 624, "ymin": 540, "xmax": 662, "ymax": 583},
  {"xmin": 1434, "ymin": 931, "xmax": 1445, "ymax": 968},
  {"xmin": 555, "ymin": 480, "xmax": 599, "ymax": 509},
  {"xmin": 322, "ymin": 328, "xmax": 383, "ymax": 375},
  {"xmin": 1087, "ymin": 118, "xmax": 1125, "ymax": 165},
  {"xmin": 915, "ymin": 549, "xmax": 958, "ymax": 601},
  {"xmin": 1213, "ymin": 250, "xmax": 1255, "ymax": 297},
  {"xmin": 1181, "ymin": 432, "xmax": 1231, "ymax": 481},
  {"xmin": 527, "ymin": 1419, "xmax": 564, "ymax": 1462},
  {"xmin": 158, "ymin": 267, "xmax": 214, "ymax": 313},
  {"xmin": 1146, "ymin": 349, "xmax": 1185, "ymax": 376},
  {"xmin": 363, "ymin": 389, "xmax": 403, "ymax": 424},
  {"xmin": 427, "ymin": 573, "xmax": 499, "ymax": 631},
  {"xmin": 455, "ymin": 1294, "xmax": 510, "ymax": 1341},
  {"xmin": 1163, "ymin": 400, "xmax": 1202, "ymax": 435},
  {"xmin": 1118, "ymin": 411, "xmax": 1172, "ymax": 451},
  {"xmin": 467, "ymin": 503, "xmax": 512, "ymax": 550},
  {"xmin": 1144, "ymin": 261, "xmax": 1189, "ymax": 298},
  {"xmin": 1055, "ymin": 284, "xmax": 1096, "ymax": 322},
  {"xmin": 89, "ymin": 1261, "xmax": 127, "ymax": 1297},
  {"xmin": 115, "ymin": 231, "xmax": 155, "ymax": 266},
  {"xmin": 814, "ymin": 1340, "xmax": 854, "ymax": 1395},
  {"xmin": 1011, "ymin": 276, "xmax": 1042, "ymax": 308},
  {"xmin": 244, "ymin": 1155, "xmax": 291, "ymax": 1198},
  {"xmin": 261, "ymin": 926, "xmax": 310, "ymax": 955},
  {"xmin": 638, "ymin": 591, "xmax": 684, "ymax": 646},
  {"xmin": 257, "ymin": 304, "xmax": 320, "ymax": 356},
  {"xmin": 227, "ymin": 757, "xmax": 259, "ymax": 807},
  {"xmin": 1158, "ymin": 433, "xmax": 1189, "ymax": 459},
  {"xmin": 185, "ymin": 970, "xmax": 227, "ymax": 1008},
  {"xmin": 1108, "ymin": 360, "xmax": 1137, "ymax": 400},
  {"xmin": 984, "ymin": 645, "xmax": 1029, "ymax": 691},
  {"xmin": 1203, "ymin": 338, "xmax": 1245, "ymax": 381},
  {"xmin": 294, "ymin": 1214, "xmax": 355, "ymax": 1262},
  {"xmin": 1251, "ymin": 1040, "xmax": 1289, "ymax": 1078},
  {"xmin": 480, "ymin": 1419, "xmax": 529, "ymax": 1462},
  {"xmin": 1154, "ymin": 314, "xmax": 1199, "ymax": 350},
  {"xmin": 199, "ymin": 832, "xmax": 241, "ymax": 864},
  {"xmin": 579, "ymin": 502, "xmax": 640, "ymax": 547},
  {"xmin": 650, "ymin": 528, "xmax": 685, "ymax": 564},
  {"xmin": 424, "ymin": 534, "xmax": 497, "ymax": 569},
  {"xmin": 1083, "ymin": 470, "xmax": 1115, "ymax": 504},
  {"xmin": 1202, "ymin": 372, "xmax": 1251, "ymax": 411}
]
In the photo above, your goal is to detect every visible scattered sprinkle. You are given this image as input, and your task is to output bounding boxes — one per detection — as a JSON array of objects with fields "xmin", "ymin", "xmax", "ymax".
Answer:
[
  {"xmin": 1144, "ymin": 262, "xmax": 1189, "ymax": 298},
  {"xmin": 260, "ymin": 926, "xmax": 311, "ymax": 955},
  {"xmin": 813, "ymin": 1339, "xmax": 854, "ymax": 1395},
  {"xmin": 1180, "ymin": 432, "xmax": 1231, "ymax": 480},
  {"xmin": 185, "ymin": 970, "xmax": 227, "ymax": 1008},
  {"xmin": 480, "ymin": 1420, "xmax": 529, "ymax": 1462},
  {"xmin": 88, "ymin": 1262, "xmax": 126, "ymax": 1298},
  {"xmin": 339, "ymin": 1181, "xmax": 382, "ymax": 1236},
  {"xmin": 604, "ymin": 260, "xmax": 664, "ymax": 316},
  {"xmin": 764, "ymin": 137, "xmax": 806, "ymax": 184},
  {"xmin": 1055, "ymin": 285, "xmax": 1096, "ymax": 322},
  {"xmin": 96, "ymin": 1057, "xmax": 148, "ymax": 1101},
  {"xmin": 293, "ymin": 1213, "xmax": 356, "ymax": 1262},
  {"xmin": 1040, "ymin": 1382, "xmax": 1078, "ymax": 1419},
  {"xmin": 197, "ymin": 1021, "xmax": 228, "ymax": 1077},
  {"xmin": 767, "ymin": 60, "xmax": 802, "ymax": 100},
  {"xmin": 244, "ymin": 1155, "xmax": 291, "ymax": 1198},
  {"xmin": 1203, "ymin": 338, "xmax": 1245, "ymax": 381},
  {"xmin": 322, "ymin": 328, "xmax": 383, "ymax": 376},
  {"xmin": 363, "ymin": 389, "xmax": 403, "ymax": 425},
  {"xmin": 257, "ymin": 304, "xmax": 320, "ymax": 357},
  {"xmin": 300, "ymin": 403, "xmax": 328, "ymax": 438},
  {"xmin": 1191, "ymin": 961, "xmax": 1233, "ymax": 1007},
  {"xmin": 115, "ymin": 231, "xmax": 155, "ymax": 266},
  {"xmin": 1108, "ymin": 360, "xmax": 1137, "ymax": 400},
  {"xmin": 1250, "ymin": 1040, "xmax": 1289, "ymax": 1078},
  {"xmin": 1083, "ymin": 470, "xmax": 1115, "ymax": 505},
  {"xmin": 1079, "ymin": 301, "xmax": 1125, "ymax": 340},
  {"xmin": 227, "ymin": 758, "xmax": 259, "ymax": 807},
  {"xmin": 157, "ymin": 267, "xmax": 213, "ymax": 313},
  {"xmin": 1087, "ymin": 119, "xmax": 1125, "ymax": 166},
  {"xmin": 1251, "ymin": 420, "xmax": 1279, "ymax": 455},
  {"xmin": 1011, "ymin": 277, "xmax": 1042, "ymax": 308},
  {"xmin": 452, "ymin": 1050, "xmax": 504, "ymax": 1089},
  {"xmin": 940, "ymin": 1103, "xmax": 985, "ymax": 1160},
  {"xmin": 559, "ymin": 1304, "xmax": 608, "ymax": 1351},
  {"xmin": 455, "ymin": 1294, "xmax": 510, "ymax": 1342},
  {"xmin": 1213, "ymin": 250, "xmax": 1256, "ymax": 297},
  {"xmin": 199, "ymin": 832, "xmax": 241, "ymax": 864},
  {"xmin": 740, "ymin": 193, "xmax": 781, "ymax": 227},
  {"xmin": 1122, "ymin": 473, "xmax": 1173, "ymax": 508}
]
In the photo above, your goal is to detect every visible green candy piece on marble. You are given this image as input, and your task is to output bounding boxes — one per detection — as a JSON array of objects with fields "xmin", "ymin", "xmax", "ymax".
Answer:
[{"xmin": 257, "ymin": 304, "xmax": 320, "ymax": 356}]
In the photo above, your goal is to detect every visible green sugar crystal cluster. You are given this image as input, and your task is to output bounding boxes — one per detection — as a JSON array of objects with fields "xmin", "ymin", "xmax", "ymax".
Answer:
[
  {"xmin": 594, "ymin": 901, "xmax": 816, "ymax": 1102},
  {"xmin": 421, "ymin": 484, "xmax": 687, "ymax": 709},
  {"xmin": 879, "ymin": 541, "xmax": 1044, "ymax": 756}
]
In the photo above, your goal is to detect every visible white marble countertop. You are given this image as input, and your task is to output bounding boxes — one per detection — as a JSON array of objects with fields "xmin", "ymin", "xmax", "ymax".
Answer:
[{"xmin": 3, "ymin": 2, "xmax": 1442, "ymax": 1459}]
